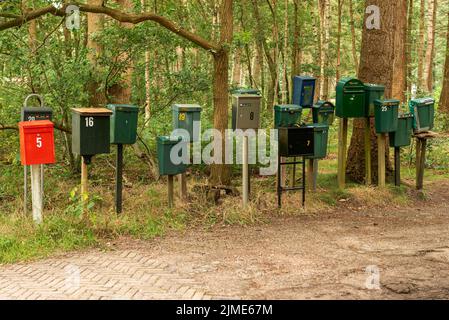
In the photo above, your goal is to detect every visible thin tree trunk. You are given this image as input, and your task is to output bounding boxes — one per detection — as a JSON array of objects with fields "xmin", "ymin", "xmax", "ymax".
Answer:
[
  {"xmin": 282, "ymin": 0, "xmax": 289, "ymax": 103},
  {"xmin": 438, "ymin": 12, "xmax": 449, "ymax": 119},
  {"xmin": 406, "ymin": 0, "xmax": 414, "ymax": 97},
  {"xmin": 336, "ymin": 0, "xmax": 343, "ymax": 82},
  {"xmin": 424, "ymin": 0, "xmax": 437, "ymax": 92},
  {"xmin": 349, "ymin": 0, "xmax": 359, "ymax": 74},
  {"xmin": 291, "ymin": 0, "xmax": 303, "ymax": 76},
  {"xmin": 417, "ymin": 0, "xmax": 425, "ymax": 92}
]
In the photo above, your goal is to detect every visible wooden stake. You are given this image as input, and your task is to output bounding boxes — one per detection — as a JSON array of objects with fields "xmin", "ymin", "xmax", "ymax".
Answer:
[
  {"xmin": 178, "ymin": 142, "xmax": 189, "ymax": 200},
  {"xmin": 394, "ymin": 147, "xmax": 401, "ymax": 186},
  {"xmin": 306, "ymin": 159, "xmax": 314, "ymax": 191},
  {"xmin": 30, "ymin": 164, "xmax": 43, "ymax": 224},
  {"xmin": 337, "ymin": 118, "xmax": 348, "ymax": 189},
  {"xmin": 416, "ymin": 138, "xmax": 427, "ymax": 190},
  {"xmin": 364, "ymin": 118, "xmax": 372, "ymax": 185},
  {"xmin": 312, "ymin": 159, "xmax": 318, "ymax": 191},
  {"xmin": 81, "ymin": 157, "xmax": 88, "ymax": 212},
  {"xmin": 168, "ymin": 175, "xmax": 174, "ymax": 207},
  {"xmin": 377, "ymin": 133, "xmax": 386, "ymax": 188},
  {"xmin": 242, "ymin": 135, "xmax": 249, "ymax": 206},
  {"xmin": 115, "ymin": 144, "xmax": 123, "ymax": 214}
]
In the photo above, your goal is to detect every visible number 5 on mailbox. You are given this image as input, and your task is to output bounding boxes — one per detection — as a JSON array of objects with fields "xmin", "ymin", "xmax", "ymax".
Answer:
[{"xmin": 19, "ymin": 120, "xmax": 56, "ymax": 165}]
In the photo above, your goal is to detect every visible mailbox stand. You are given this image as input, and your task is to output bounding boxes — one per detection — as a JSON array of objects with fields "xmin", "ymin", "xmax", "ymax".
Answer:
[
  {"xmin": 414, "ymin": 131, "xmax": 437, "ymax": 190},
  {"xmin": 277, "ymin": 156, "xmax": 306, "ymax": 208},
  {"xmin": 337, "ymin": 118, "xmax": 349, "ymax": 189}
]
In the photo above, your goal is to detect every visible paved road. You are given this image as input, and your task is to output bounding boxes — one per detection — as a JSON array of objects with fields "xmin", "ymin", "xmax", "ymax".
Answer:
[{"xmin": 1, "ymin": 185, "xmax": 449, "ymax": 300}]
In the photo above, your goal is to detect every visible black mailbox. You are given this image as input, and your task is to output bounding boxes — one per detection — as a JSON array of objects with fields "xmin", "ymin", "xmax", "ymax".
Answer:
[
  {"xmin": 278, "ymin": 127, "xmax": 314, "ymax": 157},
  {"xmin": 21, "ymin": 94, "xmax": 52, "ymax": 121}
]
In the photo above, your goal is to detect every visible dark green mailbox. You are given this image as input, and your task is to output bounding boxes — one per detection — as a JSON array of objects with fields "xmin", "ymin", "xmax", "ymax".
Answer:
[
  {"xmin": 157, "ymin": 136, "xmax": 187, "ymax": 176},
  {"xmin": 107, "ymin": 104, "xmax": 139, "ymax": 145},
  {"xmin": 306, "ymin": 124, "xmax": 329, "ymax": 159},
  {"xmin": 312, "ymin": 101, "xmax": 335, "ymax": 126},
  {"xmin": 390, "ymin": 114, "xmax": 414, "ymax": 148},
  {"xmin": 72, "ymin": 108, "xmax": 112, "ymax": 159},
  {"xmin": 409, "ymin": 98, "xmax": 435, "ymax": 133},
  {"xmin": 374, "ymin": 99, "xmax": 399, "ymax": 134},
  {"xmin": 172, "ymin": 104, "xmax": 202, "ymax": 142},
  {"xmin": 336, "ymin": 78, "xmax": 365, "ymax": 118},
  {"xmin": 274, "ymin": 104, "xmax": 302, "ymax": 129},
  {"xmin": 364, "ymin": 83, "xmax": 385, "ymax": 117}
]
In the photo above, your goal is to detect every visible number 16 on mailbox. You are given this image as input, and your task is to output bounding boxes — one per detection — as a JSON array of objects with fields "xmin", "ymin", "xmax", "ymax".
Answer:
[{"xmin": 19, "ymin": 120, "xmax": 56, "ymax": 165}]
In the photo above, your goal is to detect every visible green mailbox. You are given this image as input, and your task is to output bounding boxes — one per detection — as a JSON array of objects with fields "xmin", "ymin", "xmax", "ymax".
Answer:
[
  {"xmin": 390, "ymin": 114, "xmax": 414, "ymax": 148},
  {"xmin": 306, "ymin": 124, "xmax": 329, "ymax": 159},
  {"xmin": 172, "ymin": 104, "xmax": 202, "ymax": 142},
  {"xmin": 72, "ymin": 108, "xmax": 112, "ymax": 161},
  {"xmin": 274, "ymin": 104, "xmax": 302, "ymax": 129},
  {"xmin": 157, "ymin": 136, "xmax": 187, "ymax": 176},
  {"xmin": 336, "ymin": 78, "xmax": 365, "ymax": 118},
  {"xmin": 312, "ymin": 101, "xmax": 335, "ymax": 126},
  {"xmin": 374, "ymin": 99, "xmax": 399, "ymax": 134},
  {"xmin": 364, "ymin": 83, "xmax": 385, "ymax": 117},
  {"xmin": 107, "ymin": 104, "xmax": 139, "ymax": 145},
  {"xmin": 409, "ymin": 98, "xmax": 435, "ymax": 133}
]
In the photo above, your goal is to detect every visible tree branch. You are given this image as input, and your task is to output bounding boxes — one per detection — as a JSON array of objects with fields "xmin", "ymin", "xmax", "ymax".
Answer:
[
  {"xmin": 0, "ymin": 123, "xmax": 71, "ymax": 134},
  {"xmin": 0, "ymin": 4, "xmax": 221, "ymax": 54}
]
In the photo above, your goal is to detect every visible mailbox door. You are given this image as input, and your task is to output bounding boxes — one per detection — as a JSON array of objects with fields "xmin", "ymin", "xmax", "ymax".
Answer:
[
  {"xmin": 73, "ymin": 115, "xmax": 110, "ymax": 156},
  {"xmin": 301, "ymin": 80, "xmax": 315, "ymax": 107},
  {"xmin": 19, "ymin": 121, "xmax": 55, "ymax": 165},
  {"xmin": 279, "ymin": 127, "xmax": 314, "ymax": 157},
  {"xmin": 342, "ymin": 90, "xmax": 365, "ymax": 118},
  {"xmin": 111, "ymin": 110, "xmax": 138, "ymax": 144},
  {"xmin": 235, "ymin": 96, "xmax": 261, "ymax": 130}
]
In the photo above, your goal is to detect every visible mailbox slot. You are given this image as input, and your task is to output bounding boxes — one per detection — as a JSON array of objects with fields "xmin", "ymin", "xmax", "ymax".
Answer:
[
  {"xmin": 232, "ymin": 94, "xmax": 261, "ymax": 130},
  {"xmin": 72, "ymin": 108, "xmax": 112, "ymax": 157},
  {"xmin": 107, "ymin": 104, "xmax": 139, "ymax": 145},
  {"xmin": 19, "ymin": 120, "xmax": 55, "ymax": 166}
]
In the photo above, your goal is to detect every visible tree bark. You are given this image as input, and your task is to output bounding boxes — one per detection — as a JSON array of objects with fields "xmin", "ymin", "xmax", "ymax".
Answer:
[
  {"xmin": 424, "ymin": 0, "xmax": 437, "ymax": 93},
  {"xmin": 347, "ymin": 0, "xmax": 407, "ymax": 183},
  {"xmin": 336, "ymin": 0, "xmax": 343, "ymax": 83},
  {"xmin": 405, "ymin": 0, "xmax": 413, "ymax": 97},
  {"xmin": 349, "ymin": 0, "xmax": 359, "ymax": 73},
  {"xmin": 417, "ymin": 0, "xmax": 425, "ymax": 92},
  {"xmin": 318, "ymin": 0, "xmax": 330, "ymax": 100},
  {"xmin": 291, "ymin": 0, "xmax": 303, "ymax": 76},
  {"xmin": 439, "ymin": 12, "xmax": 449, "ymax": 118}
]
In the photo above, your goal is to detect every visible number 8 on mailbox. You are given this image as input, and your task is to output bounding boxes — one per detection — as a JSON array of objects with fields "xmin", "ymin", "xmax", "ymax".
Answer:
[{"xmin": 19, "ymin": 120, "xmax": 56, "ymax": 165}]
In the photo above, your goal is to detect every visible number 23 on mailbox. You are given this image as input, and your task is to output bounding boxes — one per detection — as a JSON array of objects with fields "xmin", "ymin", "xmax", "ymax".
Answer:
[{"xmin": 19, "ymin": 120, "xmax": 56, "ymax": 165}]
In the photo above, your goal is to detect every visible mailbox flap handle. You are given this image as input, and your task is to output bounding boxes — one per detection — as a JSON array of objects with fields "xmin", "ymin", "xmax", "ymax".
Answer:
[{"xmin": 23, "ymin": 94, "xmax": 44, "ymax": 108}]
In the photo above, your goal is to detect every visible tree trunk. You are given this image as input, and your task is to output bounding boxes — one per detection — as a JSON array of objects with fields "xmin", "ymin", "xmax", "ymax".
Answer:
[
  {"xmin": 210, "ymin": 0, "xmax": 233, "ymax": 186},
  {"xmin": 347, "ymin": 0, "xmax": 407, "ymax": 183},
  {"xmin": 417, "ymin": 0, "xmax": 425, "ymax": 92},
  {"xmin": 424, "ymin": 0, "xmax": 437, "ymax": 93},
  {"xmin": 336, "ymin": 0, "xmax": 343, "ymax": 82},
  {"xmin": 318, "ymin": 0, "xmax": 330, "ymax": 100},
  {"xmin": 439, "ymin": 12, "xmax": 449, "ymax": 119},
  {"xmin": 349, "ymin": 0, "xmax": 359, "ymax": 73},
  {"xmin": 282, "ymin": 0, "xmax": 289, "ymax": 104},
  {"xmin": 232, "ymin": 48, "xmax": 242, "ymax": 86},
  {"xmin": 406, "ymin": 0, "xmax": 414, "ymax": 97},
  {"xmin": 291, "ymin": 0, "xmax": 303, "ymax": 76}
]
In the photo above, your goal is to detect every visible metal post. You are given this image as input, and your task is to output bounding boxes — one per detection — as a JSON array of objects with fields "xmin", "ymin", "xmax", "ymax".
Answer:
[
  {"xmin": 24, "ymin": 166, "xmax": 27, "ymax": 215},
  {"xmin": 242, "ymin": 135, "xmax": 249, "ymax": 206},
  {"xmin": 115, "ymin": 144, "xmax": 123, "ymax": 214},
  {"xmin": 394, "ymin": 147, "xmax": 401, "ymax": 186}
]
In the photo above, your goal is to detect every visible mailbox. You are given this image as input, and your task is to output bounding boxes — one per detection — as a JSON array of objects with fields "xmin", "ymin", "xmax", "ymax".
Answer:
[
  {"xmin": 21, "ymin": 94, "xmax": 52, "ymax": 122},
  {"xmin": 157, "ymin": 136, "xmax": 187, "ymax": 176},
  {"xmin": 312, "ymin": 101, "xmax": 335, "ymax": 126},
  {"xmin": 409, "ymin": 98, "xmax": 435, "ymax": 133},
  {"xmin": 279, "ymin": 127, "xmax": 314, "ymax": 157},
  {"xmin": 172, "ymin": 104, "xmax": 202, "ymax": 142},
  {"xmin": 19, "ymin": 120, "xmax": 55, "ymax": 166},
  {"xmin": 364, "ymin": 83, "xmax": 385, "ymax": 117},
  {"xmin": 232, "ymin": 94, "xmax": 261, "ymax": 130},
  {"xmin": 292, "ymin": 76, "xmax": 316, "ymax": 108},
  {"xmin": 374, "ymin": 99, "xmax": 399, "ymax": 134},
  {"xmin": 390, "ymin": 114, "xmax": 414, "ymax": 148},
  {"xmin": 71, "ymin": 108, "xmax": 112, "ymax": 158},
  {"xmin": 336, "ymin": 77, "xmax": 365, "ymax": 118},
  {"xmin": 306, "ymin": 124, "xmax": 329, "ymax": 159},
  {"xmin": 107, "ymin": 104, "xmax": 139, "ymax": 145},
  {"xmin": 274, "ymin": 104, "xmax": 302, "ymax": 129}
]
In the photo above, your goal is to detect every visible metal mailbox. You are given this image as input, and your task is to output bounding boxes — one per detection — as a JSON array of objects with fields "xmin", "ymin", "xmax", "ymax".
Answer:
[
  {"xmin": 157, "ymin": 136, "xmax": 187, "ymax": 176},
  {"xmin": 21, "ymin": 94, "xmax": 52, "ymax": 122},
  {"xmin": 274, "ymin": 104, "xmax": 302, "ymax": 129},
  {"xmin": 71, "ymin": 108, "xmax": 112, "ymax": 159},
  {"xmin": 19, "ymin": 120, "xmax": 55, "ymax": 166},
  {"xmin": 409, "ymin": 98, "xmax": 435, "ymax": 133},
  {"xmin": 336, "ymin": 77, "xmax": 365, "ymax": 118},
  {"xmin": 364, "ymin": 83, "xmax": 385, "ymax": 117},
  {"xmin": 232, "ymin": 94, "xmax": 261, "ymax": 130},
  {"xmin": 312, "ymin": 101, "xmax": 335, "ymax": 126},
  {"xmin": 390, "ymin": 114, "xmax": 414, "ymax": 148},
  {"xmin": 172, "ymin": 104, "xmax": 202, "ymax": 142},
  {"xmin": 278, "ymin": 127, "xmax": 315, "ymax": 157},
  {"xmin": 374, "ymin": 99, "xmax": 399, "ymax": 134},
  {"xmin": 292, "ymin": 76, "xmax": 316, "ymax": 108},
  {"xmin": 305, "ymin": 124, "xmax": 329, "ymax": 159},
  {"xmin": 107, "ymin": 104, "xmax": 139, "ymax": 145}
]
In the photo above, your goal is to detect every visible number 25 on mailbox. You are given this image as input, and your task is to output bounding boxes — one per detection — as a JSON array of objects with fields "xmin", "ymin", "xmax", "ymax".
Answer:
[{"xmin": 19, "ymin": 120, "xmax": 56, "ymax": 165}]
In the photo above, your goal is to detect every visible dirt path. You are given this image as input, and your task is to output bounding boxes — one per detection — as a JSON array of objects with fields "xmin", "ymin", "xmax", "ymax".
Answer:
[{"xmin": 1, "ymin": 183, "xmax": 449, "ymax": 300}]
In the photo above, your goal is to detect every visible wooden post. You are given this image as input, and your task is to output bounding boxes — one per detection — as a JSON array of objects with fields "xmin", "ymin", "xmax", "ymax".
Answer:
[
  {"xmin": 81, "ymin": 157, "xmax": 88, "ymax": 212},
  {"xmin": 364, "ymin": 118, "xmax": 372, "ymax": 185},
  {"xmin": 242, "ymin": 135, "xmax": 249, "ymax": 206},
  {"xmin": 312, "ymin": 159, "xmax": 319, "ymax": 191},
  {"xmin": 394, "ymin": 147, "xmax": 401, "ymax": 186},
  {"xmin": 377, "ymin": 133, "xmax": 386, "ymax": 188},
  {"xmin": 306, "ymin": 159, "xmax": 314, "ymax": 191},
  {"xmin": 30, "ymin": 164, "xmax": 43, "ymax": 224},
  {"xmin": 179, "ymin": 142, "xmax": 189, "ymax": 200},
  {"xmin": 115, "ymin": 144, "xmax": 123, "ymax": 214},
  {"xmin": 416, "ymin": 138, "xmax": 427, "ymax": 190},
  {"xmin": 337, "ymin": 118, "xmax": 348, "ymax": 189},
  {"xmin": 168, "ymin": 175, "xmax": 174, "ymax": 207}
]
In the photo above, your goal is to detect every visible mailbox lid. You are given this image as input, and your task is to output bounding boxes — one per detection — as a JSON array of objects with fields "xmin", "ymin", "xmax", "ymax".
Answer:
[
  {"xmin": 72, "ymin": 108, "xmax": 112, "ymax": 116},
  {"xmin": 107, "ymin": 104, "xmax": 139, "ymax": 144},
  {"xmin": 21, "ymin": 107, "xmax": 53, "ymax": 121},
  {"xmin": 232, "ymin": 88, "xmax": 260, "ymax": 95},
  {"xmin": 19, "ymin": 120, "xmax": 55, "ymax": 165},
  {"xmin": 172, "ymin": 104, "xmax": 202, "ymax": 113}
]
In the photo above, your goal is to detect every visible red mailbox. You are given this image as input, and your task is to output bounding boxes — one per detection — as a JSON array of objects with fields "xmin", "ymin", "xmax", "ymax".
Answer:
[{"xmin": 19, "ymin": 120, "xmax": 56, "ymax": 165}]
